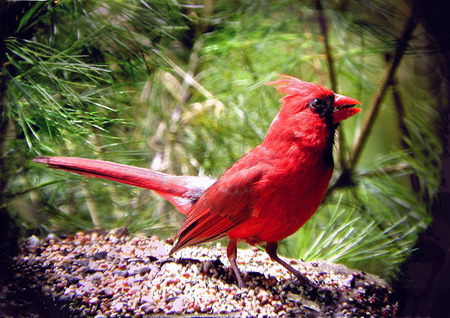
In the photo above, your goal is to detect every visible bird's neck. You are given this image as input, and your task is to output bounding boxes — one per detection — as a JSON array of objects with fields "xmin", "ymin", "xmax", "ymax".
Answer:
[{"xmin": 263, "ymin": 115, "xmax": 337, "ymax": 169}]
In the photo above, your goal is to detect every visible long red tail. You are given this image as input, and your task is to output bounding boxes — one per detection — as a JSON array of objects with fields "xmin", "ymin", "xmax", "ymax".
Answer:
[{"xmin": 33, "ymin": 156, "xmax": 215, "ymax": 215}]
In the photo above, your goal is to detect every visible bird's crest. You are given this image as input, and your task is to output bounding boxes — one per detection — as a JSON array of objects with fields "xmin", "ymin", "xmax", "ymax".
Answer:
[{"xmin": 265, "ymin": 74, "xmax": 332, "ymax": 102}]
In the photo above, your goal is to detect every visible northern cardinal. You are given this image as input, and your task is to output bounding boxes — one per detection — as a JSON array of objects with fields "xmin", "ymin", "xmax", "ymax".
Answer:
[{"xmin": 33, "ymin": 75, "xmax": 361, "ymax": 288}]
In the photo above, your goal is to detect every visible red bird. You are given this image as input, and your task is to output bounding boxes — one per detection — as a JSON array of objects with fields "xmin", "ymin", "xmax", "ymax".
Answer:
[{"xmin": 33, "ymin": 75, "xmax": 361, "ymax": 288}]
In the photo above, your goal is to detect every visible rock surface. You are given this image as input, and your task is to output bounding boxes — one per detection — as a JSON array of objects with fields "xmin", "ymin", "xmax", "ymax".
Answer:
[{"xmin": 1, "ymin": 228, "xmax": 398, "ymax": 317}]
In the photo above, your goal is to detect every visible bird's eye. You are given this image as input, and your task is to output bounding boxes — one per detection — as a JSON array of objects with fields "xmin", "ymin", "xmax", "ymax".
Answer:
[{"xmin": 309, "ymin": 98, "xmax": 325, "ymax": 109}]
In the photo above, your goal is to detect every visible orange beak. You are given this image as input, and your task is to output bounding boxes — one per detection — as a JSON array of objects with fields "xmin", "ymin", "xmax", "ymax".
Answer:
[{"xmin": 332, "ymin": 94, "xmax": 362, "ymax": 123}]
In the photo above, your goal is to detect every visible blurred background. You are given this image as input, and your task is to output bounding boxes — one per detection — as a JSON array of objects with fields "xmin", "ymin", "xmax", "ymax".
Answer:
[{"xmin": 0, "ymin": 0, "xmax": 448, "ymax": 315}]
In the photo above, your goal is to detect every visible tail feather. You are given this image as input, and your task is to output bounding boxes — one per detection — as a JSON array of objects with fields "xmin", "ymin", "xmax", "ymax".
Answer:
[{"xmin": 33, "ymin": 156, "xmax": 214, "ymax": 214}]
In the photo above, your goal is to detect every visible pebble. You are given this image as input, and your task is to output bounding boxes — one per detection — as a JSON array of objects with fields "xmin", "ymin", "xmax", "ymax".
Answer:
[
  {"xmin": 28, "ymin": 235, "xmax": 41, "ymax": 247},
  {"xmin": 4, "ymin": 228, "xmax": 398, "ymax": 317}
]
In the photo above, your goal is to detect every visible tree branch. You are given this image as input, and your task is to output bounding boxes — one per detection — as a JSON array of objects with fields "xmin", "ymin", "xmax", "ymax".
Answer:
[
  {"xmin": 326, "ymin": 7, "xmax": 421, "ymax": 196},
  {"xmin": 350, "ymin": 10, "xmax": 420, "ymax": 166}
]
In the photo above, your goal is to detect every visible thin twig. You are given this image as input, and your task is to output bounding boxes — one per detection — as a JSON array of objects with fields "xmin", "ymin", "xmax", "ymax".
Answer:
[
  {"xmin": 324, "ymin": 161, "xmax": 413, "ymax": 199},
  {"xmin": 391, "ymin": 73, "xmax": 409, "ymax": 150},
  {"xmin": 5, "ymin": 179, "xmax": 63, "ymax": 198},
  {"xmin": 315, "ymin": 0, "xmax": 337, "ymax": 92},
  {"xmin": 356, "ymin": 161, "xmax": 413, "ymax": 178},
  {"xmin": 81, "ymin": 184, "xmax": 100, "ymax": 227},
  {"xmin": 391, "ymin": 71, "xmax": 423, "ymax": 196},
  {"xmin": 315, "ymin": 0, "xmax": 352, "ymax": 172}
]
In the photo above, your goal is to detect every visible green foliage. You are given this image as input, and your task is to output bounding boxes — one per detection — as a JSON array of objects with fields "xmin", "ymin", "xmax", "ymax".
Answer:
[{"xmin": 1, "ymin": 0, "xmax": 444, "ymax": 282}]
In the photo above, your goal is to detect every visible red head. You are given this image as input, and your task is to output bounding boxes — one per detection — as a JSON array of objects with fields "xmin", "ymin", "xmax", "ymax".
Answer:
[{"xmin": 266, "ymin": 74, "xmax": 361, "ymax": 124}]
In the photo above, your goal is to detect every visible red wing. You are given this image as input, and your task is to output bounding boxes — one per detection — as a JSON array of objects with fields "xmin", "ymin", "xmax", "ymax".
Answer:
[{"xmin": 170, "ymin": 165, "xmax": 265, "ymax": 253}]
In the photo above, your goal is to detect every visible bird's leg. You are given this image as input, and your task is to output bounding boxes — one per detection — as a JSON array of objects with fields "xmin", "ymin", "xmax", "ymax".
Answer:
[
  {"xmin": 265, "ymin": 241, "xmax": 313, "ymax": 287},
  {"xmin": 227, "ymin": 238, "xmax": 245, "ymax": 288}
]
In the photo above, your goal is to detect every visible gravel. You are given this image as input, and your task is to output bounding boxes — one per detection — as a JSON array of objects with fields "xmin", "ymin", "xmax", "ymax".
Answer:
[{"xmin": 1, "ymin": 228, "xmax": 398, "ymax": 317}]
